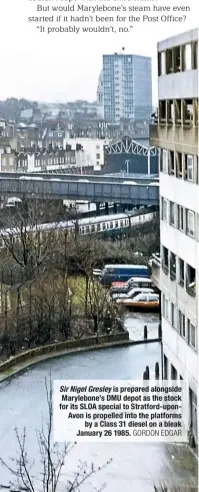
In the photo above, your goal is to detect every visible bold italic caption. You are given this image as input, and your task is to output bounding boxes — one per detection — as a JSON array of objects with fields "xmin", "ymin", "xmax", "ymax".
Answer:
[
  {"xmin": 28, "ymin": 0, "xmax": 193, "ymax": 35},
  {"xmin": 53, "ymin": 380, "xmax": 188, "ymax": 442}
]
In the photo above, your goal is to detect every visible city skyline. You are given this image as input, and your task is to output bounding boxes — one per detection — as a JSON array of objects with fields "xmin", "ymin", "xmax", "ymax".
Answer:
[{"xmin": 0, "ymin": 0, "xmax": 197, "ymax": 104}]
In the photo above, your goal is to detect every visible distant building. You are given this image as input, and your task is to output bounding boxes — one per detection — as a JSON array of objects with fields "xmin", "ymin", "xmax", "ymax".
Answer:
[
  {"xmin": 0, "ymin": 119, "xmax": 6, "ymax": 129},
  {"xmin": 44, "ymin": 129, "xmax": 65, "ymax": 148},
  {"xmin": 63, "ymin": 137, "xmax": 109, "ymax": 171},
  {"xmin": 96, "ymin": 71, "xmax": 104, "ymax": 118},
  {"xmin": 16, "ymin": 148, "xmax": 76, "ymax": 173},
  {"xmin": 0, "ymin": 146, "xmax": 17, "ymax": 172},
  {"xmin": 101, "ymin": 50, "xmax": 152, "ymax": 123},
  {"xmin": 103, "ymin": 136, "xmax": 159, "ymax": 175}
]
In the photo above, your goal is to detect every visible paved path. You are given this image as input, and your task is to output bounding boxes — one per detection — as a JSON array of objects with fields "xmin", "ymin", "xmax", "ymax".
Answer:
[
  {"xmin": 124, "ymin": 312, "xmax": 160, "ymax": 341},
  {"xmin": 0, "ymin": 343, "xmax": 197, "ymax": 491}
]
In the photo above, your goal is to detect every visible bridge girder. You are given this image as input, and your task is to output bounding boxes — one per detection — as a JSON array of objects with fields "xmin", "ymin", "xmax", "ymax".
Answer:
[{"xmin": 105, "ymin": 136, "xmax": 160, "ymax": 157}]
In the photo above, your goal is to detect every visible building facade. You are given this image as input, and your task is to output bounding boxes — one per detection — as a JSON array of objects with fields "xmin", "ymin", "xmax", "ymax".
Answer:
[
  {"xmin": 96, "ymin": 71, "xmax": 104, "ymax": 119},
  {"xmin": 63, "ymin": 137, "xmax": 109, "ymax": 170},
  {"xmin": 103, "ymin": 136, "xmax": 159, "ymax": 175},
  {"xmin": 102, "ymin": 51, "xmax": 152, "ymax": 123},
  {"xmin": 0, "ymin": 146, "xmax": 17, "ymax": 172},
  {"xmin": 150, "ymin": 28, "xmax": 198, "ymax": 444}
]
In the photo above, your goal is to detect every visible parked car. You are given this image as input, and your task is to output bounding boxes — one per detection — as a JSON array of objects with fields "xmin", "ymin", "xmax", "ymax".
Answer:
[
  {"xmin": 111, "ymin": 277, "xmax": 155, "ymax": 294},
  {"xmin": 118, "ymin": 292, "xmax": 160, "ymax": 310},
  {"xmin": 115, "ymin": 288, "xmax": 155, "ymax": 303}
]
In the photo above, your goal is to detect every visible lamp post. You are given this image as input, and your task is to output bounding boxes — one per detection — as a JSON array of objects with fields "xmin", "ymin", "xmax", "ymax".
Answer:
[{"xmin": 125, "ymin": 159, "xmax": 130, "ymax": 175}]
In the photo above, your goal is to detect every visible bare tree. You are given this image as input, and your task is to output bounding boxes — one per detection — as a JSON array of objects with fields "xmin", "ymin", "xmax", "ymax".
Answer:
[
  {"xmin": 87, "ymin": 277, "xmax": 120, "ymax": 335},
  {"xmin": 0, "ymin": 200, "xmax": 61, "ymax": 277},
  {"xmin": 0, "ymin": 379, "xmax": 112, "ymax": 491}
]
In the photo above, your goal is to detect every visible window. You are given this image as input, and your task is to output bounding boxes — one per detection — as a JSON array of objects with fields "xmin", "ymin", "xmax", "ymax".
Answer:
[
  {"xmin": 184, "ymin": 99, "xmax": 193, "ymax": 123},
  {"xmin": 91, "ymin": 225, "xmax": 95, "ymax": 233},
  {"xmin": 166, "ymin": 49, "xmax": 173, "ymax": 73},
  {"xmin": 115, "ymin": 221, "xmax": 119, "ymax": 228},
  {"xmin": 120, "ymin": 220, "xmax": 123, "ymax": 227},
  {"xmin": 187, "ymin": 210, "xmax": 195, "ymax": 237},
  {"xmin": 164, "ymin": 355, "xmax": 168, "ymax": 380},
  {"xmin": 178, "ymin": 206, "xmax": 184, "ymax": 231},
  {"xmin": 173, "ymin": 46, "xmax": 181, "ymax": 72},
  {"xmin": 187, "ymin": 319, "xmax": 196, "ymax": 349},
  {"xmin": 175, "ymin": 100, "xmax": 182, "ymax": 124},
  {"xmin": 163, "ymin": 295, "xmax": 169, "ymax": 319},
  {"xmin": 162, "ymin": 198, "xmax": 168, "ymax": 221},
  {"xmin": 184, "ymin": 43, "xmax": 192, "ymax": 70},
  {"xmin": 86, "ymin": 226, "xmax": 89, "ymax": 233},
  {"xmin": 137, "ymin": 294, "xmax": 147, "ymax": 301},
  {"xmin": 110, "ymin": 222, "xmax": 113, "ymax": 229},
  {"xmin": 178, "ymin": 258, "xmax": 185, "ymax": 286},
  {"xmin": 159, "ymin": 101, "xmax": 166, "ymax": 121},
  {"xmin": 160, "ymin": 51, "xmax": 166, "ymax": 75},
  {"xmin": 185, "ymin": 155, "xmax": 194, "ymax": 181},
  {"xmin": 148, "ymin": 294, "xmax": 158, "ymax": 301},
  {"xmin": 81, "ymin": 227, "xmax": 84, "ymax": 234},
  {"xmin": 171, "ymin": 364, "xmax": 177, "ymax": 380},
  {"xmin": 186, "ymin": 264, "xmax": 196, "ymax": 297},
  {"xmin": 102, "ymin": 223, "xmax": 106, "ymax": 230},
  {"xmin": 167, "ymin": 101, "xmax": 174, "ymax": 122},
  {"xmin": 97, "ymin": 223, "xmax": 101, "ymax": 232},
  {"xmin": 193, "ymin": 41, "xmax": 198, "ymax": 70},
  {"xmin": 162, "ymin": 246, "xmax": 169, "ymax": 273},
  {"xmin": 179, "ymin": 310, "xmax": 186, "ymax": 338},
  {"xmin": 176, "ymin": 152, "xmax": 182, "ymax": 178},
  {"xmin": 170, "ymin": 252, "xmax": 176, "ymax": 280},
  {"xmin": 170, "ymin": 201, "xmax": 175, "ymax": 225},
  {"xmin": 171, "ymin": 303, "xmax": 176, "ymax": 328},
  {"xmin": 96, "ymin": 153, "xmax": 100, "ymax": 159},
  {"xmin": 168, "ymin": 151, "xmax": 175, "ymax": 175},
  {"xmin": 162, "ymin": 150, "xmax": 168, "ymax": 172}
]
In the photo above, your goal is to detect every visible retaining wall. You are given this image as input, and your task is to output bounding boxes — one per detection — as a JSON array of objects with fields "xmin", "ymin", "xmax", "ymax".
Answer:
[{"xmin": 0, "ymin": 331, "xmax": 129, "ymax": 373}]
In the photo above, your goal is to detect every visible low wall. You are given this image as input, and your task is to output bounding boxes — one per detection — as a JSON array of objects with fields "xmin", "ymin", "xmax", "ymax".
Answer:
[{"xmin": 0, "ymin": 331, "xmax": 129, "ymax": 373}]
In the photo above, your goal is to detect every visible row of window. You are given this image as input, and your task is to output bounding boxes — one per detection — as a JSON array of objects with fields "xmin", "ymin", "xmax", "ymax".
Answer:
[
  {"xmin": 163, "ymin": 295, "xmax": 196, "ymax": 351},
  {"xmin": 158, "ymin": 98, "xmax": 198, "ymax": 126},
  {"xmin": 158, "ymin": 41, "xmax": 198, "ymax": 76},
  {"xmin": 79, "ymin": 214, "xmax": 148, "ymax": 234},
  {"xmin": 162, "ymin": 245, "xmax": 196, "ymax": 297},
  {"xmin": 161, "ymin": 149, "xmax": 198, "ymax": 183},
  {"xmin": 34, "ymin": 157, "xmax": 76, "ymax": 167},
  {"xmin": 161, "ymin": 197, "xmax": 197, "ymax": 240}
]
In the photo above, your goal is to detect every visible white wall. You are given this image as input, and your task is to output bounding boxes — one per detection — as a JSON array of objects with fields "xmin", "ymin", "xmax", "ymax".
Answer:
[
  {"xmin": 160, "ymin": 173, "xmax": 199, "ymax": 214},
  {"xmin": 162, "ymin": 318, "xmax": 198, "ymax": 390},
  {"xmin": 27, "ymin": 154, "xmax": 35, "ymax": 172},
  {"xmin": 158, "ymin": 70, "xmax": 198, "ymax": 100},
  {"xmin": 63, "ymin": 138, "xmax": 109, "ymax": 169}
]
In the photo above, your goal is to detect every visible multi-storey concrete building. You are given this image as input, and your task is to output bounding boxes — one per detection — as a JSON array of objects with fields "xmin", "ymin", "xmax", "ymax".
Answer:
[
  {"xmin": 150, "ymin": 28, "xmax": 198, "ymax": 445},
  {"xmin": 102, "ymin": 50, "xmax": 152, "ymax": 123}
]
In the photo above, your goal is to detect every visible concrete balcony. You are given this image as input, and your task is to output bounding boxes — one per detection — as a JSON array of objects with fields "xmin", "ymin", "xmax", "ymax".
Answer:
[
  {"xmin": 150, "ymin": 253, "xmax": 161, "ymax": 289},
  {"xmin": 149, "ymin": 123, "xmax": 198, "ymax": 154}
]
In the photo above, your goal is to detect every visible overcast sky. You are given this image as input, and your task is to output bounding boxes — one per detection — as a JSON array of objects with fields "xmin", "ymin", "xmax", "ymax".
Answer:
[{"xmin": 0, "ymin": 0, "xmax": 197, "ymax": 104}]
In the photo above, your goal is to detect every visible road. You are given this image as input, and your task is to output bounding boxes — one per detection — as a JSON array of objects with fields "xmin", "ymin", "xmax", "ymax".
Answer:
[{"xmin": 0, "ymin": 344, "xmax": 197, "ymax": 491}]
